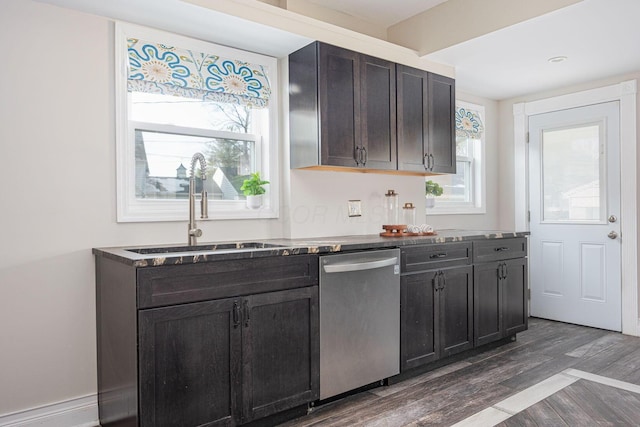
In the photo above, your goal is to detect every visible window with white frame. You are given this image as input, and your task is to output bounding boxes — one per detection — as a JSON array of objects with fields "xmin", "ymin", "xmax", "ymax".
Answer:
[
  {"xmin": 115, "ymin": 23, "xmax": 279, "ymax": 222},
  {"xmin": 427, "ymin": 101, "xmax": 485, "ymax": 214}
]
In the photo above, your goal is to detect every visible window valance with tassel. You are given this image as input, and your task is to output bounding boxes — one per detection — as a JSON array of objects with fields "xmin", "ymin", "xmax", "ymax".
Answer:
[
  {"xmin": 127, "ymin": 38, "xmax": 271, "ymax": 108},
  {"xmin": 455, "ymin": 106, "xmax": 484, "ymax": 138}
]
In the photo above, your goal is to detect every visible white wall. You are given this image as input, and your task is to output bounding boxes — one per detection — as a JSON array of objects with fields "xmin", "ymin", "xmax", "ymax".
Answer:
[
  {"xmin": 0, "ymin": 0, "xmax": 500, "ymax": 418},
  {"xmin": 288, "ymin": 170, "xmax": 426, "ymax": 238},
  {"xmin": 0, "ymin": 0, "xmax": 287, "ymax": 417}
]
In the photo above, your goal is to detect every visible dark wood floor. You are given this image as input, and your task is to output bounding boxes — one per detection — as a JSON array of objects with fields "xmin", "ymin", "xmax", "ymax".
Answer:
[{"xmin": 279, "ymin": 318, "xmax": 640, "ymax": 426}]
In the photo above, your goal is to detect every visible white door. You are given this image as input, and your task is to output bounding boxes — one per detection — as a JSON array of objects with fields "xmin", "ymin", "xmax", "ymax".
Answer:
[{"xmin": 529, "ymin": 102, "xmax": 621, "ymax": 331}]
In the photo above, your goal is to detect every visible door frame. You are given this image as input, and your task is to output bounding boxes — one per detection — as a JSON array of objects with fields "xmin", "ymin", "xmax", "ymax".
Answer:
[{"xmin": 513, "ymin": 80, "xmax": 638, "ymax": 336}]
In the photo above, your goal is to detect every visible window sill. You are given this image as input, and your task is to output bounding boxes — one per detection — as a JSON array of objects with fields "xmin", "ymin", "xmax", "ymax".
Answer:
[
  {"xmin": 117, "ymin": 202, "xmax": 278, "ymax": 222},
  {"xmin": 427, "ymin": 206, "xmax": 486, "ymax": 215}
]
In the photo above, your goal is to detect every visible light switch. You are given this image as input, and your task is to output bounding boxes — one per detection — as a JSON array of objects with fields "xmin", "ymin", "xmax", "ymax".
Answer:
[{"xmin": 348, "ymin": 200, "xmax": 362, "ymax": 217}]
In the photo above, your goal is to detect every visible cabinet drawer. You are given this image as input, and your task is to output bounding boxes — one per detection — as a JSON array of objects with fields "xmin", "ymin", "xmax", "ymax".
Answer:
[
  {"xmin": 473, "ymin": 238, "xmax": 527, "ymax": 263},
  {"xmin": 137, "ymin": 255, "xmax": 319, "ymax": 309},
  {"xmin": 401, "ymin": 242, "xmax": 471, "ymax": 273}
]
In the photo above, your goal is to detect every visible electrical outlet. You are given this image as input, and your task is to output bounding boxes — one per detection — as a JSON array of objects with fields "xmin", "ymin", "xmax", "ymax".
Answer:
[{"xmin": 348, "ymin": 200, "xmax": 362, "ymax": 217}]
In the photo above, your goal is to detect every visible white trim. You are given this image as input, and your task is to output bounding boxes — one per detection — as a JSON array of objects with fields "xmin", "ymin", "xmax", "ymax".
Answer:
[
  {"xmin": 513, "ymin": 102, "xmax": 528, "ymax": 231},
  {"xmin": 0, "ymin": 395, "xmax": 98, "ymax": 427},
  {"xmin": 514, "ymin": 80, "xmax": 638, "ymax": 336},
  {"xmin": 115, "ymin": 22, "xmax": 280, "ymax": 222}
]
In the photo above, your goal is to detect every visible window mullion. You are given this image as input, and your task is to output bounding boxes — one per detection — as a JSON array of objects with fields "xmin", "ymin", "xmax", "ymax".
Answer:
[{"xmin": 130, "ymin": 121, "xmax": 258, "ymax": 142}]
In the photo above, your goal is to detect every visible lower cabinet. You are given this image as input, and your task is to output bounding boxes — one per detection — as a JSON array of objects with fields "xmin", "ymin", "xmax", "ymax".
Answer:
[
  {"xmin": 400, "ymin": 237, "xmax": 528, "ymax": 373},
  {"xmin": 242, "ymin": 288, "xmax": 319, "ymax": 422},
  {"xmin": 139, "ymin": 286, "xmax": 319, "ymax": 427},
  {"xmin": 401, "ymin": 265, "xmax": 473, "ymax": 371},
  {"xmin": 474, "ymin": 240, "xmax": 528, "ymax": 347},
  {"xmin": 95, "ymin": 253, "xmax": 319, "ymax": 427},
  {"xmin": 138, "ymin": 298, "xmax": 241, "ymax": 427}
]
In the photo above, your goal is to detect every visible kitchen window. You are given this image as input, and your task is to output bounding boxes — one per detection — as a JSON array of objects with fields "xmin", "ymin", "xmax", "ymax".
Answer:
[
  {"xmin": 115, "ymin": 23, "xmax": 279, "ymax": 222},
  {"xmin": 427, "ymin": 101, "xmax": 485, "ymax": 214}
]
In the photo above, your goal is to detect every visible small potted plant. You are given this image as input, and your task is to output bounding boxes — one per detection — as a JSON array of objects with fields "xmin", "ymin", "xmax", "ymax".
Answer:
[
  {"xmin": 425, "ymin": 180, "xmax": 443, "ymax": 208},
  {"xmin": 240, "ymin": 172, "xmax": 269, "ymax": 209}
]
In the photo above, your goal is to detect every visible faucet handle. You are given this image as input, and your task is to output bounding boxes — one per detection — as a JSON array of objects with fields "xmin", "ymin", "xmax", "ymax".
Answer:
[{"xmin": 189, "ymin": 228, "xmax": 203, "ymax": 238}]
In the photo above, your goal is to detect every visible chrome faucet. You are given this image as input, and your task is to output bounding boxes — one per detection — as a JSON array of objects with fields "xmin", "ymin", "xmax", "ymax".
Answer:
[{"xmin": 188, "ymin": 152, "xmax": 208, "ymax": 246}]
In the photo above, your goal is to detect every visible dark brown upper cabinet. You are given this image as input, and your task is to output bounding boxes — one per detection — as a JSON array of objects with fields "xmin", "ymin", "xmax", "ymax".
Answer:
[
  {"xmin": 289, "ymin": 42, "xmax": 397, "ymax": 171},
  {"xmin": 290, "ymin": 41, "xmax": 456, "ymax": 175},
  {"xmin": 397, "ymin": 64, "xmax": 456, "ymax": 174}
]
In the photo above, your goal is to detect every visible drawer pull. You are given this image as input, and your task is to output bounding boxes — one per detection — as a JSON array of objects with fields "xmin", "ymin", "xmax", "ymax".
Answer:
[
  {"xmin": 495, "ymin": 247, "xmax": 510, "ymax": 252},
  {"xmin": 430, "ymin": 253, "xmax": 448, "ymax": 259}
]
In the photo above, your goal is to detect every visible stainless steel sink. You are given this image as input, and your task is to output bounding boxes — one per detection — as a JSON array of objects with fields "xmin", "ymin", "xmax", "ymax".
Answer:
[{"xmin": 126, "ymin": 242, "xmax": 286, "ymax": 255}]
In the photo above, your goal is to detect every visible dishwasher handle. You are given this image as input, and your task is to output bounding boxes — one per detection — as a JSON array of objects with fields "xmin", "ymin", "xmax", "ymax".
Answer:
[{"xmin": 323, "ymin": 256, "xmax": 398, "ymax": 273}]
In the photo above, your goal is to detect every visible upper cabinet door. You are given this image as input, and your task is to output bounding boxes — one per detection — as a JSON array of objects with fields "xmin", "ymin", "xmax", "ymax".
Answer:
[
  {"xmin": 359, "ymin": 55, "xmax": 397, "ymax": 170},
  {"xmin": 397, "ymin": 64, "xmax": 429, "ymax": 172},
  {"xmin": 318, "ymin": 43, "xmax": 360, "ymax": 167},
  {"xmin": 428, "ymin": 73, "xmax": 456, "ymax": 174}
]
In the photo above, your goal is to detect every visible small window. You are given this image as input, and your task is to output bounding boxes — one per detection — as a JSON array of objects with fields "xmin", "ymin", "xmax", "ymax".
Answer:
[
  {"xmin": 427, "ymin": 101, "xmax": 485, "ymax": 214},
  {"xmin": 115, "ymin": 23, "xmax": 279, "ymax": 222}
]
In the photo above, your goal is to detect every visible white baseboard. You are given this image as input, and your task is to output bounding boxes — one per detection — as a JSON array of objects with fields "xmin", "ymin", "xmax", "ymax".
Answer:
[{"xmin": 0, "ymin": 394, "xmax": 98, "ymax": 427}]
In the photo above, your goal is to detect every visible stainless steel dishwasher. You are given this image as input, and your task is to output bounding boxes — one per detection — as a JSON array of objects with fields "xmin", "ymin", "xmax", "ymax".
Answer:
[{"xmin": 319, "ymin": 248, "xmax": 400, "ymax": 399}]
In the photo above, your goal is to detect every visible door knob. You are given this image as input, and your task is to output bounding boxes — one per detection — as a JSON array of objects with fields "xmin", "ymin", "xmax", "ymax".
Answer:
[
  {"xmin": 608, "ymin": 215, "xmax": 617, "ymax": 223},
  {"xmin": 608, "ymin": 231, "xmax": 618, "ymax": 239}
]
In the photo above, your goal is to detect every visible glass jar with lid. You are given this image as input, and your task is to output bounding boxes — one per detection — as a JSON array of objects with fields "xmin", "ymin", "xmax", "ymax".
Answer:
[
  {"xmin": 402, "ymin": 202, "xmax": 416, "ymax": 227},
  {"xmin": 383, "ymin": 190, "xmax": 399, "ymax": 225}
]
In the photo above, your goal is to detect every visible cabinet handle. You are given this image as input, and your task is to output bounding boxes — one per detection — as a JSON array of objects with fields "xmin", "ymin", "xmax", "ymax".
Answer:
[
  {"xmin": 433, "ymin": 272, "xmax": 440, "ymax": 291},
  {"xmin": 498, "ymin": 263, "xmax": 506, "ymax": 280},
  {"xmin": 429, "ymin": 154, "xmax": 434, "ymax": 171},
  {"xmin": 233, "ymin": 301, "xmax": 240, "ymax": 328},
  {"xmin": 362, "ymin": 147, "xmax": 368, "ymax": 166},
  {"xmin": 504, "ymin": 263, "xmax": 508, "ymax": 279},
  {"xmin": 439, "ymin": 271, "xmax": 446, "ymax": 290},
  {"xmin": 243, "ymin": 300, "xmax": 250, "ymax": 327},
  {"xmin": 354, "ymin": 147, "xmax": 362, "ymax": 166},
  {"xmin": 423, "ymin": 154, "xmax": 429, "ymax": 170},
  {"xmin": 495, "ymin": 247, "xmax": 510, "ymax": 252},
  {"xmin": 429, "ymin": 253, "xmax": 447, "ymax": 259}
]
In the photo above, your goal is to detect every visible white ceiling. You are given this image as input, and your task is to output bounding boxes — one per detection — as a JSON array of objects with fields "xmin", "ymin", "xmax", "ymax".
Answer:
[
  {"xmin": 425, "ymin": 0, "xmax": 640, "ymax": 99},
  {"xmin": 35, "ymin": 0, "xmax": 640, "ymax": 100},
  {"xmin": 35, "ymin": 0, "xmax": 312, "ymax": 57},
  {"xmin": 304, "ymin": 0, "xmax": 448, "ymax": 27}
]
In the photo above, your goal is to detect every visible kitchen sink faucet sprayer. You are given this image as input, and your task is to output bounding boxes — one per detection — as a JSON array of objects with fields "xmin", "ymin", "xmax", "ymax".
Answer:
[{"xmin": 188, "ymin": 152, "xmax": 208, "ymax": 245}]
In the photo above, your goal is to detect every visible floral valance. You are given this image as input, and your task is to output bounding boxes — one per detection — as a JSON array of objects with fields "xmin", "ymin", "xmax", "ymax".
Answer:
[
  {"xmin": 455, "ymin": 105, "xmax": 484, "ymax": 138},
  {"xmin": 127, "ymin": 38, "xmax": 271, "ymax": 108}
]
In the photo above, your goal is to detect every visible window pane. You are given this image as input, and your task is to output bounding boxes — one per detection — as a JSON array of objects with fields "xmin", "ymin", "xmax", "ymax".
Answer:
[
  {"xmin": 428, "ymin": 160, "xmax": 471, "ymax": 203},
  {"xmin": 135, "ymin": 130, "xmax": 255, "ymax": 201},
  {"xmin": 131, "ymin": 92, "xmax": 258, "ymax": 133},
  {"xmin": 456, "ymin": 136, "xmax": 470, "ymax": 157},
  {"xmin": 542, "ymin": 124, "xmax": 603, "ymax": 222}
]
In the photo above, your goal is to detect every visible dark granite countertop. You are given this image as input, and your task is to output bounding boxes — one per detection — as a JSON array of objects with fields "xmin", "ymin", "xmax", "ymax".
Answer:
[{"xmin": 93, "ymin": 230, "xmax": 529, "ymax": 268}]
